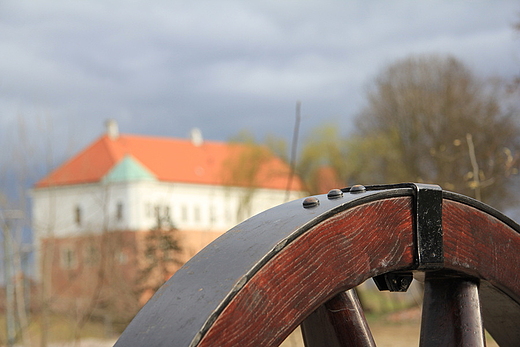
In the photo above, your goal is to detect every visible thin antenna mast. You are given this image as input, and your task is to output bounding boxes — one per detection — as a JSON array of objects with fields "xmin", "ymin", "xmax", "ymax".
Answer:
[{"xmin": 285, "ymin": 101, "xmax": 301, "ymax": 201}]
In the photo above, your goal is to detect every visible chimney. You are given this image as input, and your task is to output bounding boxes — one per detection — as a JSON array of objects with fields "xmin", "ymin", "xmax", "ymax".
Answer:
[
  {"xmin": 106, "ymin": 119, "xmax": 119, "ymax": 140},
  {"xmin": 190, "ymin": 128, "xmax": 203, "ymax": 147}
]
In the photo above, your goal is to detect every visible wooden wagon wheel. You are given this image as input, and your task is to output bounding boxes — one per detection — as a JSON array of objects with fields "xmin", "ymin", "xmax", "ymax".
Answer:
[{"xmin": 115, "ymin": 184, "xmax": 520, "ymax": 347}]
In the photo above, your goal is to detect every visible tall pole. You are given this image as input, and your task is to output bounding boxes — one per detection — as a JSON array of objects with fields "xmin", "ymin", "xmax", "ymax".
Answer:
[
  {"xmin": 2, "ymin": 215, "xmax": 16, "ymax": 347},
  {"xmin": 285, "ymin": 101, "xmax": 301, "ymax": 201},
  {"xmin": 466, "ymin": 133, "xmax": 481, "ymax": 201}
]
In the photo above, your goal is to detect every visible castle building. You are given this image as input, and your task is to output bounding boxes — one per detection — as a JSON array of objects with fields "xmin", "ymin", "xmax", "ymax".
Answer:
[{"xmin": 31, "ymin": 121, "xmax": 305, "ymax": 321}]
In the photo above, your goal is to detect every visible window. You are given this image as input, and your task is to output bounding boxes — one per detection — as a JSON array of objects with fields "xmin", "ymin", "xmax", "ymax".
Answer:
[
  {"xmin": 209, "ymin": 206, "xmax": 216, "ymax": 223},
  {"xmin": 194, "ymin": 206, "xmax": 201, "ymax": 222},
  {"xmin": 74, "ymin": 206, "xmax": 82, "ymax": 226},
  {"xmin": 181, "ymin": 205, "xmax": 188, "ymax": 222},
  {"xmin": 225, "ymin": 207, "xmax": 232, "ymax": 223},
  {"xmin": 61, "ymin": 247, "xmax": 77, "ymax": 269},
  {"xmin": 116, "ymin": 202, "xmax": 124, "ymax": 221},
  {"xmin": 162, "ymin": 206, "xmax": 172, "ymax": 226},
  {"xmin": 116, "ymin": 251, "xmax": 128, "ymax": 265},
  {"xmin": 145, "ymin": 203, "xmax": 152, "ymax": 218},
  {"xmin": 84, "ymin": 244, "xmax": 100, "ymax": 266}
]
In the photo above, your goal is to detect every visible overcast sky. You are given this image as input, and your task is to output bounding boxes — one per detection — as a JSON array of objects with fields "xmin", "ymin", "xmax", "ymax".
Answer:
[{"xmin": 1, "ymin": 0, "xmax": 519, "ymax": 174}]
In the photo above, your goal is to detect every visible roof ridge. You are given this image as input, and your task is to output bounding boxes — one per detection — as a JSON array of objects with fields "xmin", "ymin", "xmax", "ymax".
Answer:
[
  {"xmin": 103, "ymin": 134, "xmax": 127, "ymax": 162},
  {"xmin": 34, "ymin": 133, "xmax": 305, "ymax": 191}
]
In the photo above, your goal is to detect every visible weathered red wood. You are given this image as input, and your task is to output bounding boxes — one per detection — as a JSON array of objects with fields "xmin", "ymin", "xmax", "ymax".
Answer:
[
  {"xmin": 479, "ymin": 281, "xmax": 520, "ymax": 347},
  {"xmin": 301, "ymin": 289, "xmax": 376, "ymax": 347},
  {"xmin": 442, "ymin": 199, "xmax": 520, "ymax": 345},
  {"xmin": 419, "ymin": 274, "xmax": 485, "ymax": 347},
  {"xmin": 198, "ymin": 197, "xmax": 415, "ymax": 346},
  {"xmin": 442, "ymin": 200, "xmax": 520, "ymax": 300}
]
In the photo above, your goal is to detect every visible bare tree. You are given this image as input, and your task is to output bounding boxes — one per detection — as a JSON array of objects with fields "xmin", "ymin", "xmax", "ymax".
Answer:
[
  {"xmin": 0, "ymin": 113, "xmax": 60, "ymax": 346},
  {"xmin": 137, "ymin": 208, "xmax": 182, "ymax": 299},
  {"xmin": 223, "ymin": 132, "xmax": 274, "ymax": 221},
  {"xmin": 349, "ymin": 54, "xmax": 520, "ymax": 208},
  {"xmin": 297, "ymin": 124, "xmax": 349, "ymax": 194}
]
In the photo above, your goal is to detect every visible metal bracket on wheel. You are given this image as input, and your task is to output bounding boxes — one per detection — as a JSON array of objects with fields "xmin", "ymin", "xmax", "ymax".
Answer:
[
  {"xmin": 370, "ymin": 183, "xmax": 443, "ymax": 291},
  {"xmin": 373, "ymin": 272, "xmax": 414, "ymax": 292},
  {"xmin": 412, "ymin": 183, "xmax": 443, "ymax": 270}
]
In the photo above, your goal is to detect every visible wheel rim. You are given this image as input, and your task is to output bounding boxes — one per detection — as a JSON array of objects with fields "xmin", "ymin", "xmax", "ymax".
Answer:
[{"xmin": 115, "ymin": 185, "xmax": 520, "ymax": 347}]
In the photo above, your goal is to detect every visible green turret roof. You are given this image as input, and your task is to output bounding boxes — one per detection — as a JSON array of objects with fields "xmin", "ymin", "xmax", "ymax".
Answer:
[{"xmin": 103, "ymin": 155, "xmax": 157, "ymax": 182}]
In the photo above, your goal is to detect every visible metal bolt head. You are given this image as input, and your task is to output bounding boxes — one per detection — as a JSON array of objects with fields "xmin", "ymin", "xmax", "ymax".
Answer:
[
  {"xmin": 327, "ymin": 189, "xmax": 343, "ymax": 199},
  {"xmin": 302, "ymin": 196, "xmax": 320, "ymax": 208},
  {"xmin": 350, "ymin": 184, "xmax": 366, "ymax": 194}
]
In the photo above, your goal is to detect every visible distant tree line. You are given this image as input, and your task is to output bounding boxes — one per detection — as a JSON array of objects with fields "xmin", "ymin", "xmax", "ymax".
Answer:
[{"xmin": 233, "ymin": 54, "xmax": 520, "ymax": 210}]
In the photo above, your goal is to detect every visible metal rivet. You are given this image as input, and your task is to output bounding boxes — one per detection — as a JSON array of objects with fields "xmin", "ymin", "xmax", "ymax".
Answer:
[
  {"xmin": 327, "ymin": 189, "xmax": 343, "ymax": 199},
  {"xmin": 350, "ymin": 184, "xmax": 366, "ymax": 194},
  {"xmin": 303, "ymin": 196, "xmax": 320, "ymax": 208}
]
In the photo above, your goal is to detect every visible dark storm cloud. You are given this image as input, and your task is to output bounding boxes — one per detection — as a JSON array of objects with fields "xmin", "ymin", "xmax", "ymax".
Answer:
[{"xmin": 0, "ymin": 0, "xmax": 519, "ymax": 170}]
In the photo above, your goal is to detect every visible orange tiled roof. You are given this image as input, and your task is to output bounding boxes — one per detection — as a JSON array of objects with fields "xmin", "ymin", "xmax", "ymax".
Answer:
[
  {"xmin": 314, "ymin": 166, "xmax": 346, "ymax": 194},
  {"xmin": 35, "ymin": 134, "xmax": 304, "ymax": 191}
]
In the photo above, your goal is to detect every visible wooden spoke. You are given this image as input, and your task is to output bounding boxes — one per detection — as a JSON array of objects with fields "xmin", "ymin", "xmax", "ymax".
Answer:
[
  {"xmin": 301, "ymin": 289, "xmax": 376, "ymax": 347},
  {"xmin": 419, "ymin": 274, "xmax": 485, "ymax": 347}
]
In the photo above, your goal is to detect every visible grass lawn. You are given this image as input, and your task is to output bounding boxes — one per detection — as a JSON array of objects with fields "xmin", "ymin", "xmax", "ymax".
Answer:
[
  {"xmin": 0, "ymin": 305, "xmax": 499, "ymax": 346},
  {"xmin": 281, "ymin": 307, "xmax": 499, "ymax": 347}
]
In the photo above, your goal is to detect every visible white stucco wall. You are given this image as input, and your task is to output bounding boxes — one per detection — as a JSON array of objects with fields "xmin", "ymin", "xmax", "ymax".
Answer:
[
  {"xmin": 31, "ymin": 179, "xmax": 305, "ymax": 279},
  {"xmin": 33, "ymin": 180, "xmax": 303, "ymax": 236}
]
